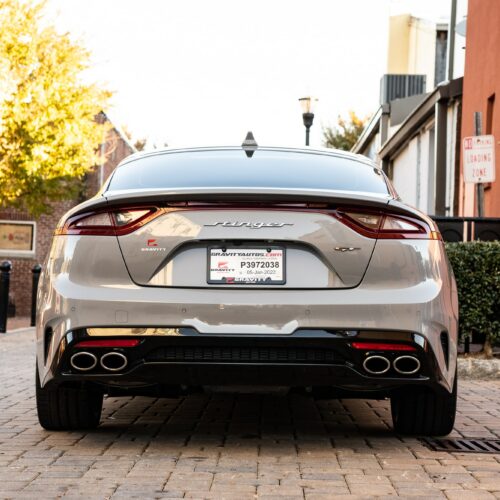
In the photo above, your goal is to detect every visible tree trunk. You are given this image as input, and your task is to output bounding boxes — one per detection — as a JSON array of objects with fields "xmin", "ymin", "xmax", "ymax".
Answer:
[{"xmin": 483, "ymin": 338, "xmax": 494, "ymax": 359}]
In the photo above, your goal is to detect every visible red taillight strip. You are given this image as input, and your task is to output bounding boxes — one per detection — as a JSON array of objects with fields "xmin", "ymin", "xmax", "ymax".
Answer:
[
  {"xmin": 75, "ymin": 339, "xmax": 141, "ymax": 348},
  {"xmin": 351, "ymin": 342, "xmax": 417, "ymax": 351},
  {"xmin": 56, "ymin": 203, "xmax": 441, "ymax": 240}
]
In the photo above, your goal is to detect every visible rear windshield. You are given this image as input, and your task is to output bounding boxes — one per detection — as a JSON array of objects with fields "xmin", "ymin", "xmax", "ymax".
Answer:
[{"xmin": 107, "ymin": 149, "xmax": 389, "ymax": 194}]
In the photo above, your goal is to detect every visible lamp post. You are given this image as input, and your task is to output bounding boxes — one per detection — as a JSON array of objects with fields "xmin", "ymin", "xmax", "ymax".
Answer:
[{"xmin": 299, "ymin": 97, "xmax": 317, "ymax": 146}]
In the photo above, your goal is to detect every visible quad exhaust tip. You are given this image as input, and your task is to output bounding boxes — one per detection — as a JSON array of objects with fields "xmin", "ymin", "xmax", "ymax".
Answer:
[
  {"xmin": 100, "ymin": 352, "xmax": 128, "ymax": 372},
  {"xmin": 70, "ymin": 352, "xmax": 97, "ymax": 372},
  {"xmin": 363, "ymin": 355, "xmax": 390, "ymax": 375},
  {"xmin": 393, "ymin": 355, "xmax": 421, "ymax": 375}
]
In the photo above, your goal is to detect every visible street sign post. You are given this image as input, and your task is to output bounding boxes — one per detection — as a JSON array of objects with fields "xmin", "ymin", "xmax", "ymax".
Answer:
[{"xmin": 463, "ymin": 135, "xmax": 496, "ymax": 183}]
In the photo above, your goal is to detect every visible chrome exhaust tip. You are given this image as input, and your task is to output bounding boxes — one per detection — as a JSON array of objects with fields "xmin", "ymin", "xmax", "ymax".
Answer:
[
  {"xmin": 363, "ymin": 355, "xmax": 390, "ymax": 375},
  {"xmin": 70, "ymin": 351, "xmax": 97, "ymax": 372},
  {"xmin": 393, "ymin": 355, "xmax": 421, "ymax": 375},
  {"xmin": 100, "ymin": 352, "xmax": 128, "ymax": 372}
]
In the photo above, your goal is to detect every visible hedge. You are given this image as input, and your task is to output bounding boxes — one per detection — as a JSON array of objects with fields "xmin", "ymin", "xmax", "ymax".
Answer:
[{"xmin": 445, "ymin": 241, "xmax": 500, "ymax": 346}]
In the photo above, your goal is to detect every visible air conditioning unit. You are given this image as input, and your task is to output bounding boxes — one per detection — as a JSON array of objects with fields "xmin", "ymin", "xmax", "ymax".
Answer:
[{"xmin": 380, "ymin": 74, "xmax": 426, "ymax": 104}]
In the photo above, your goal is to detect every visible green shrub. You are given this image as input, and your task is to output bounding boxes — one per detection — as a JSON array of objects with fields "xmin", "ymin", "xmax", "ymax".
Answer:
[{"xmin": 445, "ymin": 241, "xmax": 500, "ymax": 348}]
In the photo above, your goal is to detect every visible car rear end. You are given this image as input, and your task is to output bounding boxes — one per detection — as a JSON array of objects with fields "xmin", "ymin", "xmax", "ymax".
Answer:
[{"xmin": 36, "ymin": 147, "xmax": 458, "ymax": 435}]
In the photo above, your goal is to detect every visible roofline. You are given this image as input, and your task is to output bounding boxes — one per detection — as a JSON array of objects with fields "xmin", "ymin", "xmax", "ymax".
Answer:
[
  {"xmin": 117, "ymin": 145, "xmax": 380, "ymax": 169},
  {"xmin": 378, "ymin": 77, "xmax": 463, "ymax": 160},
  {"xmin": 100, "ymin": 111, "xmax": 137, "ymax": 154},
  {"xmin": 351, "ymin": 107, "xmax": 382, "ymax": 154}
]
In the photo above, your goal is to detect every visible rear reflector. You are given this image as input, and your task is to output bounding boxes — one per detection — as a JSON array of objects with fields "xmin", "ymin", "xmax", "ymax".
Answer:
[
  {"xmin": 75, "ymin": 339, "xmax": 141, "ymax": 348},
  {"xmin": 351, "ymin": 342, "xmax": 417, "ymax": 351}
]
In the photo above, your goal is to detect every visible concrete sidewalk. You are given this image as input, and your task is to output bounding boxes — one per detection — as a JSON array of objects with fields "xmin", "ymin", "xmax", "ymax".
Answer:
[{"xmin": 1, "ymin": 328, "xmax": 499, "ymax": 499}]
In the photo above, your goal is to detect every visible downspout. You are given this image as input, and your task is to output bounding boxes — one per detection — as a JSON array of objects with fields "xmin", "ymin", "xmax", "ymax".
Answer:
[{"xmin": 446, "ymin": 0, "xmax": 457, "ymax": 81}]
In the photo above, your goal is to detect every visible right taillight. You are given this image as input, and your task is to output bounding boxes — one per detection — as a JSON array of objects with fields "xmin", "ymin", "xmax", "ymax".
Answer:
[
  {"xmin": 56, "ymin": 206, "xmax": 164, "ymax": 236},
  {"xmin": 336, "ymin": 209, "xmax": 441, "ymax": 240}
]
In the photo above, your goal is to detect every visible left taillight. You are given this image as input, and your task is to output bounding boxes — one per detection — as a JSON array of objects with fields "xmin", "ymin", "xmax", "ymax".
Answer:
[{"xmin": 56, "ymin": 207, "xmax": 162, "ymax": 236}]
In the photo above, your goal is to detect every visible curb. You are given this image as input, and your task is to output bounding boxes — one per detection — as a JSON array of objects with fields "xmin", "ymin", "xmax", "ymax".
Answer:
[
  {"xmin": 3, "ymin": 326, "xmax": 35, "ymax": 335},
  {"xmin": 458, "ymin": 357, "xmax": 500, "ymax": 380}
]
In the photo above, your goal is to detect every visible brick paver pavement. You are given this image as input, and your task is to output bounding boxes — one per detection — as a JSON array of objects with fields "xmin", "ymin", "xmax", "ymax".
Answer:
[{"xmin": 1, "ymin": 328, "xmax": 499, "ymax": 499}]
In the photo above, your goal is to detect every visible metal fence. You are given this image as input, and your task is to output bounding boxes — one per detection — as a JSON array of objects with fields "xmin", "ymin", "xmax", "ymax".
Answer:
[{"xmin": 431, "ymin": 217, "xmax": 500, "ymax": 242}]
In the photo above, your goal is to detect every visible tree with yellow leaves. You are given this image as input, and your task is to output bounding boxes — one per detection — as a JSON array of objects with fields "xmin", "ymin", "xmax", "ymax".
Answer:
[
  {"xmin": 322, "ymin": 111, "xmax": 368, "ymax": 152},
  {"xmin": 0, "ymin": 0, "xmax": 111, "ymax": 216}
]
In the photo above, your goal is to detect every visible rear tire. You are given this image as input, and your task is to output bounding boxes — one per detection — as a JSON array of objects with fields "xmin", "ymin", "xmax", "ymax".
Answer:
[
  {"xmin": 390, "ymin": 373, "xmax": 457, "ymax": 436},
  {"xmin": 36, "ymin": 365, "xmax": 103, "ymax": 430}
]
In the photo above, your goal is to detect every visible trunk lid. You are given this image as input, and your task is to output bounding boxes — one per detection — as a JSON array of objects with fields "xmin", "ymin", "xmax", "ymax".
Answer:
[{"xmin": 113, "ymin": 201, "xmax": 386, "ymax": 289}]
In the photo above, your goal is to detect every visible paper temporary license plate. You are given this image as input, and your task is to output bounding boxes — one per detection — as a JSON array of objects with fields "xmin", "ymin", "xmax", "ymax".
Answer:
[{"xmin": 208, "ymin": 247, "xmax": 285, "ymax": 284}]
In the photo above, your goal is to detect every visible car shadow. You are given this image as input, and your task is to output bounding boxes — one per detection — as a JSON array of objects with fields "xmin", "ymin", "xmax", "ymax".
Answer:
[{"xmin": 88, "ymin": 392, "xmax": 399, "ymax": 447}]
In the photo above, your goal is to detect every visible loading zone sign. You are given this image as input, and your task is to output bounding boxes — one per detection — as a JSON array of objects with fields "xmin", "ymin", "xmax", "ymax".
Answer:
[{"xmin": 463, "ymin": 135, "xmax": 496, "ymax": 183}]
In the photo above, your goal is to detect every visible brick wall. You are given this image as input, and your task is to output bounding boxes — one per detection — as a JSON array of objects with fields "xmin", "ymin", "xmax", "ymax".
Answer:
[
  {"xmin": 460, "ymin": 0, "xmax": 500, "ymax": 216},
  {"xmin": 0, "ymin": 200, "xmax": 75, "ymax": 316},
  {"xmin": 0, "ymin": 119, "xmax": 134, "ymax": 317}
]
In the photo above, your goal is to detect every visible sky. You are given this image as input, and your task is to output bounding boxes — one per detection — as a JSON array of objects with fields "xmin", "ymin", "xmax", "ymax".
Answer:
[{"xmin": 45, "ymin": 0, "xmax": 455, "ymax": 149}]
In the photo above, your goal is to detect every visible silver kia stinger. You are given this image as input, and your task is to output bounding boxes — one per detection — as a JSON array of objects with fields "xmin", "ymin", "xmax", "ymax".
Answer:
[{"xmin": 36, "ymin": 142, "xmax": 458, "ymax": 435}]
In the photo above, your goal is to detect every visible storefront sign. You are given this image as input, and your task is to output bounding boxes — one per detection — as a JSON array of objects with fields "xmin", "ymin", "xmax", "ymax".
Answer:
[{"xmin": 0, "ymin": 221, "xmax": 36, "ymax": 256}]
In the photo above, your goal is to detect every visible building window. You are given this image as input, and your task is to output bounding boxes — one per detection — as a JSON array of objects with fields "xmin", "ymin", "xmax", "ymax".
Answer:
[
  {"xmin": 0, "ymin": 220, "xmax": 36, "ymax": 258},
  {"xmin": 486, "ymin": 94, "xmax": 495, "ymax": 134}
]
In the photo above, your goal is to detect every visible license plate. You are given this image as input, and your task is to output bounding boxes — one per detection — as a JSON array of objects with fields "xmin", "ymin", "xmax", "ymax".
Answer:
[{"xmin": 208, "ymin": 247, "xmax": 285, "ymax": 284}]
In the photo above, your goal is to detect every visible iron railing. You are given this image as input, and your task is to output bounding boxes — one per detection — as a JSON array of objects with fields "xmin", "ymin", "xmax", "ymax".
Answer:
[{"xmin": 431, "ymin": 217, "xmax": 500, "ymax": 242}]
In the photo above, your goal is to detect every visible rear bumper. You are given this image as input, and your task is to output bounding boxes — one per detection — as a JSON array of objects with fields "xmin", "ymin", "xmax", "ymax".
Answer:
[
  {"xmin": 37, "ymin": 238, "xmax": 458, "ymax": 392},
  {"xmin": 37, "ymin": 280, "xmax": 458, "ymax": 393},
  {"xmin": 43, "ymin": 327, "xmax": 453, "ymax": 397}
]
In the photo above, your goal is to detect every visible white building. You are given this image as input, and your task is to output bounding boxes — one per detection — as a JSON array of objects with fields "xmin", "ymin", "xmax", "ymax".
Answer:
[{"xmin": 353, "ymin": 8, "xmax": 467, "ymax": 216}]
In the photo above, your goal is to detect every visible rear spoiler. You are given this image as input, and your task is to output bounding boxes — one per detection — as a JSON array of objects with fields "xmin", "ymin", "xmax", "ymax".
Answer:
[{"xmin": 103, "ymin": 187, "xmax": 392, "ymax": 209}]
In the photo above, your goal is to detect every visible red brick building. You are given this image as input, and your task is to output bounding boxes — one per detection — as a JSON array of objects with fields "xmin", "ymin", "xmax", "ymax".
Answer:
[
  {"xmin": 460, "ymin": 0, "xmax": 500, "ymax": 216},
  {"xmin": 0, "ymin": 112, "xmax": 135, "ymax": 317}
]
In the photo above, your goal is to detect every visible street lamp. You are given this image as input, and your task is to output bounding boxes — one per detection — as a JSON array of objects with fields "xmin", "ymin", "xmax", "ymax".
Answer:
[{"xmin": 298, "ymin": 97, "xmax": 318, "ymax": 146}]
